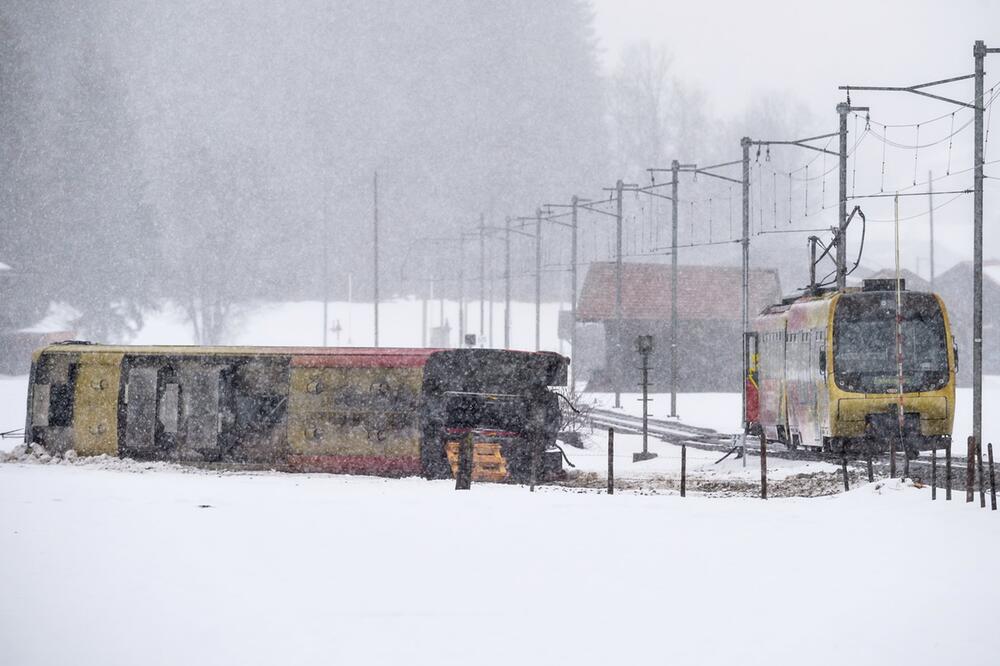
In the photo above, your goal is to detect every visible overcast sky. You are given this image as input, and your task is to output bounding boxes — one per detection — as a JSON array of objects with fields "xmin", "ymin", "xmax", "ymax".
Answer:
[{"xmin": 591, "ymin": 0, "xmax": 1000, "ymax": 273}]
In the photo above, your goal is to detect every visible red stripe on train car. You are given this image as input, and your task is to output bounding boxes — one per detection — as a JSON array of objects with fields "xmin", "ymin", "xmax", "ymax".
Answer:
[
  {"xmin": 290, "ymin": 348, "xmax": 442, "ymax": 368},
  {"xmin": 286, "ymin": 455, "xmax": 423, "ymax": 477}
]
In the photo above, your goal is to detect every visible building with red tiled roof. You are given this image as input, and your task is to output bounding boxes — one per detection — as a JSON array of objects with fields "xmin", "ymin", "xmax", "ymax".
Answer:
[{"xmin": 576, "ymin": 262, "xmax": 781, "ymax": 391}]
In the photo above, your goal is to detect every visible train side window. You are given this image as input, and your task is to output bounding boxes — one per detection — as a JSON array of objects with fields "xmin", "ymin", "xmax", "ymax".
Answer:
[
  {"xmin": 32, "ymin": 384, "xmax": 51, "ymax": 427},
  {"xmin": 49, "ymin": 382, "xmax": 75, "ymax": 427},
  {"xmin": 159, "ymin": 383, "xmax": 180, "ymax": 434}
]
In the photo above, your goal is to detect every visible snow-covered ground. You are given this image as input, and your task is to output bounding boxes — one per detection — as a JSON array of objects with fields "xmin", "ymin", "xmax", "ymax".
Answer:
[
  {"xmin": 1, "ymin": 462, "xmax": 996, "ymax": 666},
  {"xmin": 2, "ymin": 298, "xmax": 998, "ymax": 665}
]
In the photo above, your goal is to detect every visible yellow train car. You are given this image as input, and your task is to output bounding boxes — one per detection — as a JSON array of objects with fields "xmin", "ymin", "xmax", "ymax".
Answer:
[
  {"xmin": 25, "ymin": 344, "xmax": 568, "ymax": 481},
  {"xmin": 747, "ymin": 279, "xmax": 956, "ymax": 457}
]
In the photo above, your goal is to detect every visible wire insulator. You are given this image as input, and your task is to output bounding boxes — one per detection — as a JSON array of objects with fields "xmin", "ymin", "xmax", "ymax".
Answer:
[
  {"xmin": 947, "ymin": 113, "xmax": 955, "ymax": 175},
  {"xmin": 880, "ymin": 126, "xmax": 888, "ymax": 193},
  {"xmin": 788, "ymin": 172, "xmax": 793, "ymax": 224},
  {"xmin": 804, "ymin": 165, "xmax": 809, "ymax": 217},
  {"xmin": 772, "ymin": 171, "xmax": 778, "ymax": 229}
]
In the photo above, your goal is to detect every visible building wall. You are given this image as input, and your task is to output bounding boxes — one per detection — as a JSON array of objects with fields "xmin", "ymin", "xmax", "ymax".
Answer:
[
  {"xmin": 582, "ymin": 319, "xmax": 743, "ymax": 393},
  {"xmin": 934, "ymin": 267, "xmax": 1000, "ymax": 386}
]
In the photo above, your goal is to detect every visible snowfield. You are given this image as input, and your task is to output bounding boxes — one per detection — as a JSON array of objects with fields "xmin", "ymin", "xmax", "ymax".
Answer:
[
  {"xmin": 2, "ymin": 299, "xmax": 998, "ymax": 665},
  {"xmin": 1, "ymin": 462, "xmax": 997, "ymax": 666}
]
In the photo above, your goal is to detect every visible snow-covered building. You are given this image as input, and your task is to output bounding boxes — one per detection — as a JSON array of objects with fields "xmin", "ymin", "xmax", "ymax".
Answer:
[
  {"xmin": 576, "ymin": 262, "xmax": 781, "ymax": 392},
  {"xmin": 0, "ymin": 262, "xmax": 75, "ymax": 374},
  {"xmin": 934, "ymin": 260, "xmax": 1000, "ymax": 385}
]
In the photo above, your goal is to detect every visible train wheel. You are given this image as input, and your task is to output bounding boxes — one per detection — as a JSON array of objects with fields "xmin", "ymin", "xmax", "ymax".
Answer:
[{"xmin": 788, "ymin": 433, "xmax": 800, "ymax": 451}]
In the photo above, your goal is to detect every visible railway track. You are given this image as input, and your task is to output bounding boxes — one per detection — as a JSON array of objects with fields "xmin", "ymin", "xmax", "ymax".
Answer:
[{"xmin": 586, "ymin": 407, "xmax": 982, "ymax": 491}]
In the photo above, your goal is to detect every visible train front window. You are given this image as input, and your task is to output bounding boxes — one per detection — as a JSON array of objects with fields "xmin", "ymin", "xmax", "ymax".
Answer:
[{"xmin": 833, "ymin": 292, "xmax": 949, "ymax": 393}]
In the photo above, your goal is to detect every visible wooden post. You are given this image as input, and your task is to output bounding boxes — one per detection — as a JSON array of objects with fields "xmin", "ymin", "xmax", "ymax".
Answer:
[
  {"xmin": 977, "ymin": 439, "xmax": 986, "ymax": 508},
  {"xmin": 455, "ymin": 431, "xmax": 473, "ymax": 490},
  {"xmin": 680, "ymin": 443, "xmax": 687, "ymax": 498},
  {"xmin": 867, "ymin": 455, "xmax": 874, "ymax": 483},
  {"xmin": 607, "ymin": 428, "xmax": 614, "ymax": 495},
  {"xmin": 842, "ymin": 455, "xmax": 849, "ymax": 492},
  {"xmin": 890, "ymin": 434, "xmax": 897, "ymax": 479},
  {"xmin": 988, "ymin": 443, "xmax": 996, "ymax": 511},
  {"xmin": 964, "ymin": 436, "xmax": 974, "ymax": 500},
  {"xmin": 759, "ymin": 432, "xmax": 767, "ymax": 500},
  {"xmin": 931, "ymin": 445, "xmax": 937, "ymax": 500},
  {"xmin": 946, "ymin": 441, "xmax": 952, "ymax": 501}
]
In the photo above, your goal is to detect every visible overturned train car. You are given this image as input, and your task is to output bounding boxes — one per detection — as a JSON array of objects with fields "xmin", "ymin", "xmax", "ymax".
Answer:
[
  {"xmin": 746, "ymin": 280, "xmax": 956, "ymax": 457},
  {"xmin": 25, "ymin": 344, "xmax": 569, "ymax": 482}
]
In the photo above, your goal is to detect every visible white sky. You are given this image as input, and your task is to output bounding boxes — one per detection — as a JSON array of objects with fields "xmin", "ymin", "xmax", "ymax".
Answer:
[
  {"xmin": 590, "ymin": 0, "xmax": 1000, "ymax": 273},
  {"xmin": 591, "ymin": 0, "xmax": 997, "ymax": 120}
]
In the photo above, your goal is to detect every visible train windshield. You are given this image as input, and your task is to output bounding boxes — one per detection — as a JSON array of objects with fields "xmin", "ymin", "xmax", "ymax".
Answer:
[{"xmin": 833, "ymin": 291, "xmax": 949, "ymax": 394}]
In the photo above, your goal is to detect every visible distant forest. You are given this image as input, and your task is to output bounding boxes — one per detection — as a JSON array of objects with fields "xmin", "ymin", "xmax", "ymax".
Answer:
[{"xmin": 0, "ymin": 1, "xmax": 807, "ymax": 342}]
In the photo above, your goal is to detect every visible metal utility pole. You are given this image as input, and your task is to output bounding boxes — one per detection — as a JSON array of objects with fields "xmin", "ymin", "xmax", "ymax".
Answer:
[
  {"xmin": 421, "ymin": 280, "xmax": 428, "ymax": 347},
  {"xmin": 840, "ymin": 42, "xmax": 998, "ymax": 454},
  {"xmin": 837, "ymin": 103, "xmax": 849, "ymax": 290},
  {"xmin": 670, "ymin": 160, "xmax": 680, "ymax": 418},
  {"xmin": 535, "ymin": 208, "xmax": 542, "ymax": 351},
  {"xmin": 649, "ymin": 159, "xmax": 738, "ymax": 417},
  {"xmin": 928, "ymin": 171, "xmax": 936, "ymax": 290},
  {"xmin": 540, "ymin": 197, "xmax": 585, "ymax": 390},
  {"xmin": 504, "ymin": 216, "xmax": 511, "ymax": 348},
  {"xmin": 488, "ymin": 262, "xmax": 495, "ymax": 348},
  {"xmin": 614, "ymin": 179, "xmax": 624, "ymax": 409},
  {"xmin": 458, "ymin": 233, "xmax": 465, "ymax": 346},
  {"xmin": 741, "ymin": 137, "xmax": 751, "ymax": 432},
  {"xmin": 570, "ymin": 196, "xmax": 579, "ymax": 392},
  {"xmin": 973, "ymin": 40, "xmax": 988, "ymax": 455},
  {"xmin": 373, "ymin": 170, "xmax": 380, "ymax": 347},
  {"xmin": 837, "ymin": 102, "xmax": 869, "ymax": 289},
  {"xmin": 322, "ymin": 207, "xmax": 329, "ymax": 347},
  {"xmin": 479, "ymin": 213, "xmax": 486, "ymax": 346}
]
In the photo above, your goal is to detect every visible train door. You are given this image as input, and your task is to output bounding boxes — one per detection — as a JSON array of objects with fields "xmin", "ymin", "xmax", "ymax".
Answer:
[
  {"xmin": 29, "ymin": 353, "xmax": 78, "ymax": 454},
  {"xmin": 123, "ymin": 366, "xmax": 158, "ymax": 455},
  {"xmin": 73, "ymin": 352, "xmax": 122, "ymax": 456},
  {"xmin": 179, "ymin": 362, "xmax": 228, "ymax": 460},
  {"xmin": 120, "ymin": 359, "xmax": 183, "ymax": 459}
]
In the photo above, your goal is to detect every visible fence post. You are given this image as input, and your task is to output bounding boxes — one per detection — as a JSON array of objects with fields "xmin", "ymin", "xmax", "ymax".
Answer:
[
  {"xmin": 607, "ymin": 428, "xmax": 614, "ymax": 495},
  {"xmin": 967, "ymin": 436, "xmax": 976, "ymax": 503},
  {"xmin": 946, "ymin": 441, "xmax": 952, "ymax": 501},
  {"xmin": 977, "ymin": 439, "xmax": 986, "ymax": 508},
  {"xmin": 867, "ymin": 455, "xmax": 874, "ymax": 483},
  {"xmin": 988, "ymin": 443, "xmax": 996, "ymax": 511},
  {"xmin": 760, "ymin": 432, "xmax": 767, "ymax": 500},
  {"xmin": 680, "ymin": 443, "xmax": 687, "ymax": 498},
  {"xmin": 455, "ymin": 431, "xmax": 473, "ymax": 490},
  {"xmin": 840, "ymin": 455, "xmax": 848, "ymax": 492},
  {"xmin": 931, "ymin": 444, "xmax": 937, "ymax": 500}
]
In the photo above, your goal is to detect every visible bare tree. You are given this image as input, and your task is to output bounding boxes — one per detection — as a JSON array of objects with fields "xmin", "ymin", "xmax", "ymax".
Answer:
[{"xmin": 167, "ymin": 143, "xmax": 274, "ymax": 344}]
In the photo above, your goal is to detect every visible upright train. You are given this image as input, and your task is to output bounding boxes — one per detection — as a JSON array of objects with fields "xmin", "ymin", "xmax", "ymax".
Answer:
[
  {"xmin": 25, "ymin": 344, "xmax": 569, "ymax": 482},
  {"xmin": 746, "ymin": 279, "xmax": 956, "ymax": 457}
]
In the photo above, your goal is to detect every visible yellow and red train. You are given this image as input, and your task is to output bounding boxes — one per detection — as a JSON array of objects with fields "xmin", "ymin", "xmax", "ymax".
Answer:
[
  {"xmin": 25, "ymin": 344, "xmax": 568, "ymax": 482},
  {"xmin": 746, "ymin": 279, "xmax": 956, "ymax": 457}
]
